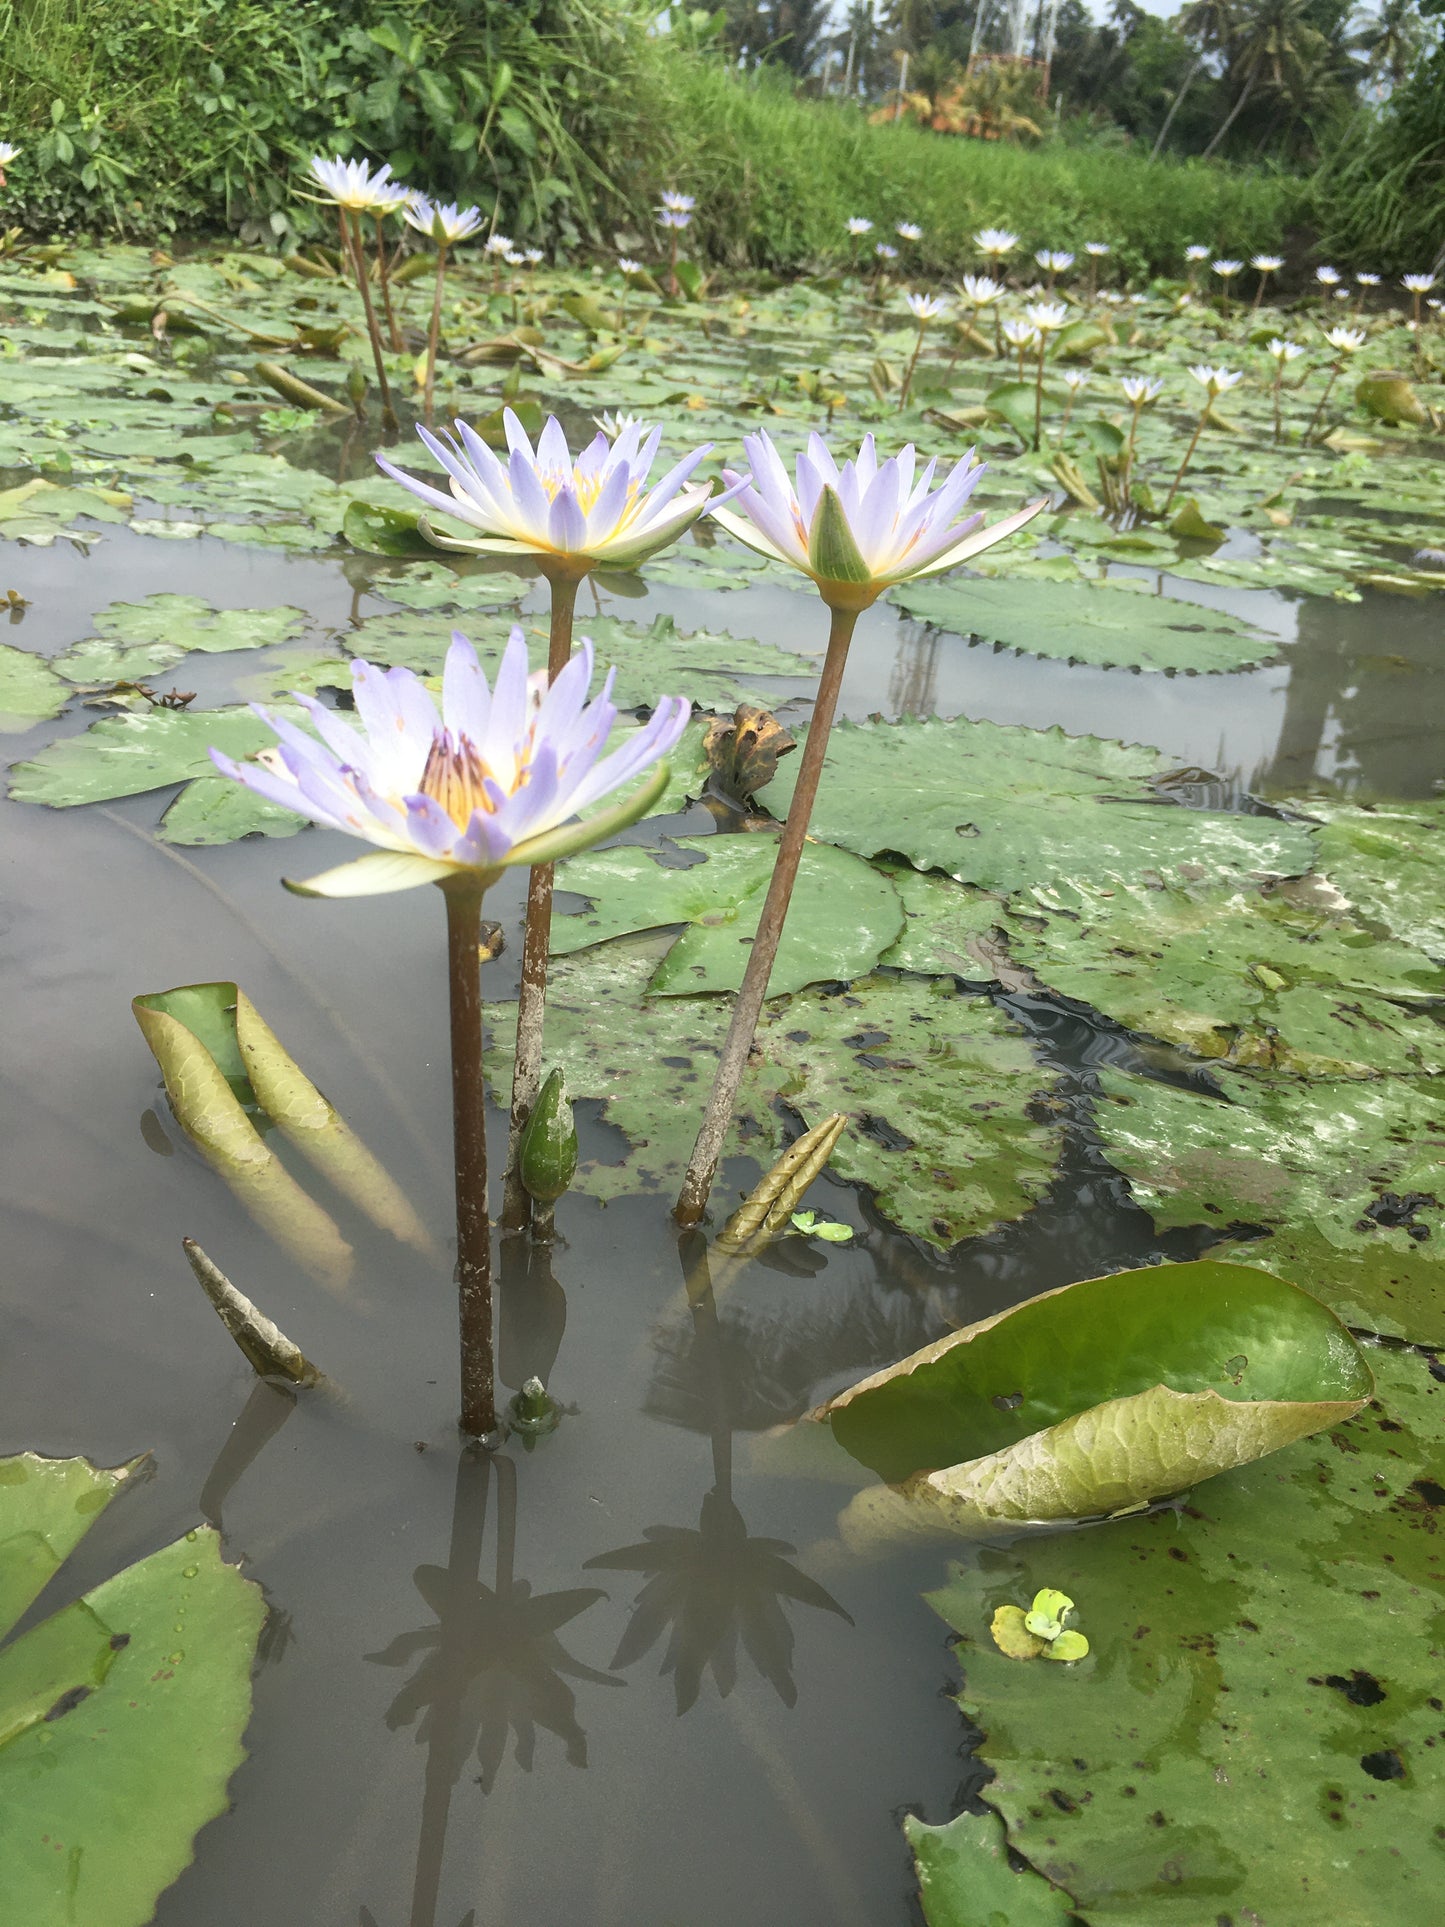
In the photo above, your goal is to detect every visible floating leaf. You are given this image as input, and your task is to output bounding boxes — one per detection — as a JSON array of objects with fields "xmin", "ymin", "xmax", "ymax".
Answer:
[
  {"xmin": 0, "ymin": 643, "xmax": 67, "ymax": 732},
  {"xmin": 54, "ymin": 595, "xmax": 307, "ymax": 687},
  {"xmin": 906, "ymin": 1808, "xmax": 1075, "ymax": 1927},
  {"xmin": 924, "ymin": 1345, "xmax": 1441, "ymax": 1925},
  {"xmin": 552, "ymin": 836, "xmax": 904, "ymax": 996},
  {"xmin": 759, "ymin": 717, "xmax": 1315, "ymax": 896},
  {"xmin": 1287, "ymin": 795, "xmax": 1445, "ymax": 959},
  {"xmin": 1095, "ymin": 1066, "xmax": 1445, "ymax": 1343},
  {"xmin": 0, "ymin": 1452, "xmax": 264, "ymax": 1927},
  {"xmin": 891, "ymin": 575, "xmax": 1275, "ymax": 672},
  {"xmin": 8, "ymin": 704, "xmax": 295, "ymax": 808},
  {"xmin": 822, "ymin": 1260, "xmax": 1372, "ymax": 1538},
  {"xmin": 158, "ymin": 776, "xmax": 306, "ymax": 846}
]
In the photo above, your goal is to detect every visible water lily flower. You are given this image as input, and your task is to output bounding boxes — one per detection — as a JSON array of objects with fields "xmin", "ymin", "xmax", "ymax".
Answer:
[
  {"xmin": 505, "ymin": 250, "xmax": 527, "ymax": 268},
  {"xmin": 959, "ymin": 274, "xmax": 1003, "ymax": 305},
  {"xmin": 1034, "ymin": 249, "xmax": 1074, "ymax": 288},
  {"xmin": 210, "ymin": 629, "xmax": 690, "ymax": 899},
  {"xmin": 1307, "ymin": 329, "xmax": 1365, "ymax": 440},
  {"xmin": 847, "ymin": 216, "xmax": 874, "ymax": 237},
  {"xmin": 525, "ymin": 248, "xmax": 545, "ymax": 267},
  {"xmin": 1402, "ymin": 273, "xmax": 1436, "ymax": 294},
  {"xmin": 378, "ymin": 409, "xmax": 717, "ymax": 574},
  {"xmin": 404, "ymin": 196, "xmax": 484, "ymax": 247},
  {"xmin": 1324, "ymin": 326, "xmax": 1366, "ymax": 355},
  {"xmin": 658, "ymin": 208, "xmax": 693, "ymax": 230},
  {"xmin": 1120, "ymin": 375, "xmax": 1163, "ymax": 405},
  {"xmin": 1212, "ymin": 259, "xmax": 1243, "ymax": 277},
  {"xmin": 486, "ymin": 234, "xmax": 515, "ymax": 257},
  {"xmin": 306, "ymin": 154, "xmax": 408, "ymax": 213},
  {"xmin": 896, "ymin": 221, "xmax": 922, "ymax": 242},
  {"xmin": 660, "ymin": 191, "xmax": 695, "ymax": 213},
  {"xmin": 1252, "ymin": 254, "xmax": 1284, "ymax": 273},
  {"xmin": 975, "ymin": 228, "xmax": 1019, "ymax": 258},
  {"xmin": 1355, "ymin": 271, "xmax": 1380, "ymax": 288},
  {"xmin": 1266, "ymin": 338, "xmax": 1304, "ymax": 365},
  {"xmin": 594, "ymin": 411, "xmax": 642, "ymax": 441},
  {"xmin": 874, "ymin": 242, "xmax": 898, "ymax": 260},
  {"xmin": 1062, "ymin": 369, "xmax": 1090, "ymax": 391},
  {"xmin": 1084, "ymin": 242, "xmax": 1110, "ymax": 257},
  {"xmin": 1024, "ymin": 300, "xmax": 1068, "ymax": 333},
  {"xmin": 905, "ymin": 292, "xmax": 948, "ymax": 321},
  {"xmin": 1187, "ymin": 364, "xmax": 1243, "ymax": 396},
  {"xmin": 618, "ymin": 256, "xmax": 644, "ymax": 276},
  {"xmin": 0, "ymin": 142, "xmax": 19, "ymax": 162},
  {"xmin": 1002, "ymin": 314, "xmax": 1040, "ymax": 377},
  {"xmin": 710, "ymin": 428, "xmax": 1045, "ymax": 613},
  {"xmin": 1168, "ymin": 369, "xmax": 1240, "ymax": 508},
  {"xmin": 1315, "ymin": 265, "xmax": 1340, "ymax": 287},
  {"xmin": 1185, "ymin": 245, "xmax": 1210, "ymax": 262}
]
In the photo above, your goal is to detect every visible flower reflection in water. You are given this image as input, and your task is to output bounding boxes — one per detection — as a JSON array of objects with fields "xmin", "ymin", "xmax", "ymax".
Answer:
[{"xmin": 585, "ymin": 1238, "xmax": 851, "ymax": 1715}]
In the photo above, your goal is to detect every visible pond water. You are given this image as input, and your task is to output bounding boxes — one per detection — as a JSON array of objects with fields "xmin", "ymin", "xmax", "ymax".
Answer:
[{"xmin": 2, "ymin": 256, "xmax": 1442, "ymax": 1924}]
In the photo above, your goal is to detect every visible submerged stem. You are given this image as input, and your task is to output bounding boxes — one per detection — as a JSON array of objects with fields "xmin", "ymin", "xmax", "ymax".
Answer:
[
  {"xmin": 424, "ymin": 244, "xmax": 448, "ymax": 425},
  {"xmin": 676, "ymin": 601, "xmax": 863, "ymax": 1227},
  {"xmin": 442, "ymin": 875, "xmax": 496, "ymax": 1438},
  {"xmin": 501, "ymin": 567, "xmax": 583, "ymax": 1234},
  {"xmin": 346, "ymin": 209, "xmax": 398, "ymax": 433}
]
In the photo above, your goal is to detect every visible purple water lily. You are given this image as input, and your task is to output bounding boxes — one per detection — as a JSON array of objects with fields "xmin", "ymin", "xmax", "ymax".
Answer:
[{"xmin": 210, "ymin": 627, "xmax": 690, "ymax": 898}]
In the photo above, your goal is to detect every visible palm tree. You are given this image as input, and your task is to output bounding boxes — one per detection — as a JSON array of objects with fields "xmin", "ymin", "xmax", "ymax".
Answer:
[
  {"xmin": 1201, "ymin": 0, "xmax": 1327, "ymax": 159},
  {"xmin": 1350, "ymin": 0, "xmax": 1425, "ymax": 90}
]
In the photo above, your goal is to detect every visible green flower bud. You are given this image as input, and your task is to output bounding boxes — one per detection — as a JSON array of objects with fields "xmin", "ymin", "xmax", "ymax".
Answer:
[{"xmin": 518, "ymin": 1068, "xmax": 578, "ymax": 1206}]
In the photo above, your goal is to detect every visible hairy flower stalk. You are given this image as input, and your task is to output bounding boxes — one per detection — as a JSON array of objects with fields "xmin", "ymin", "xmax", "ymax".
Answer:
[
  {"xmin": 1165, "ymin": 365, "xmax": 1241, "ymax": 510},
  {"xmin": 379, "ymin": 409, "xmax": 716, "ymax": 1230},
  {"xmin": 306, "ymin": 156, "xmax": 407, "ymax": 432},
  {"xmin": 209, "ymin": 629, "xmax": 689, "ymax": 1433},
  {"xmin": 674, "ymin": 430, "xmax": 1046, "ymax": 1227},
  {"xmin": 405, "ymin": 196, "xmax": 483, "ymax": 423}
]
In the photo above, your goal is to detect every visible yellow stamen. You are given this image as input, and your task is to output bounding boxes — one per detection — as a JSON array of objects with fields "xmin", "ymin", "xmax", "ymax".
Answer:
[{"xmin": 420, "ymin": 732, "xmax": 509, "ymax": 829}]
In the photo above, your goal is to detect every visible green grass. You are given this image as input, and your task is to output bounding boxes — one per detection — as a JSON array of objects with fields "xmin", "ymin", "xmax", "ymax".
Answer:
[{"xmin": 642, "ymin": 62, "xmax": 1308, "ymax": 279}]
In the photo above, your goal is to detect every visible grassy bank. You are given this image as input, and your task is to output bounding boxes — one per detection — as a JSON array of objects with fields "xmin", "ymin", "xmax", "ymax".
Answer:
[
  {"xmin": 0, "ymin": 2, "xmax": 1306, "ymax": 274},
  {"xmin": 641, "ymin": 63, "xmax": 1308, "ymax": 280},
  {"xmin": 1313, "ymin": 49, "xmax": 1445, "ymax": 274}
]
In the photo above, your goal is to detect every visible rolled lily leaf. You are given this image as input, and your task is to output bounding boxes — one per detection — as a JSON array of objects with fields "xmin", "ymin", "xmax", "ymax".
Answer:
[
  {"xmin": 819, "ymin": 1261, "xmax": 1373, "ymax": 1544},
  {"xmin": 135, "ymin": 983, "xmax": 430, "ymax": 1264}
]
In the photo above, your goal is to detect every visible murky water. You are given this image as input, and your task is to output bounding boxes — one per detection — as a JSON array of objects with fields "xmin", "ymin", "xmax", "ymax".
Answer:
[{"xmin": 2, "ymin": 426, "xmax": 1441, "ymax": 1922}]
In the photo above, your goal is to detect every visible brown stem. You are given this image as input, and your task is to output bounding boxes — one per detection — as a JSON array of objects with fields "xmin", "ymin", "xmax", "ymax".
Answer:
[
  {"xmin": 375, "ymin": 210, "xmax": 403, "ymax": 352},
  {"xmin": 1032, "ymin": 337, "xmax": 1046, "ymax": 450},
  {"xmin": 500, "ymin": 567, "xmax": 583, "ymax": 1234},
  {"xmin": 1303, "ymin": 364, "xmax": 1341, "ymax": 445},
  {"xmin": 1162, "ymin": 406, "xmax": 1208, "ymax": 512},
  {"xmin": 899, "ymin": 320, "xmax": 927, "ymax": 409},
  {"xmin": 423, "ymin": 244, "xmax": 448, "ymax": 426},
  {"xmin": 345, "ymin": 210, "xmax": 398, "ymax": 433},
  {"xmin": 1272, "ymin": 369, "xmax": 1283, "ymax": 443},
  {"xmin": 442, "ymin": 875, "xmax": 496, "ymax": 1438},
  {"xmin": 675, "ymin": 601, "xmax": 862, "ymax": 1227}
]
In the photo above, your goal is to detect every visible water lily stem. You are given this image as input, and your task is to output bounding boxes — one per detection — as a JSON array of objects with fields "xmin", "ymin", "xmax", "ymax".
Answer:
[
  {"xmin": 443, "ymin": 874, "xmax": 497, "ymax": 1439},
  {"xmin": 423, "ymin": 243, "xmax": 449, "ymax": 425},
  {"xmin": 1162, "ymin": 405, "xmax": 1208, "ymax": 512},
  {"xmin": 375, "ymin": 210, "xmax": 403, "ymax": 352},
  {"xmin": 1304, "ymin": 364, "xmax": 1341, "ymax": 445},
  {"xmin": 345, "ymin": 210, "xmax": 398, "ymax": 433},
  {"xmin": 676, "ymin": 602, "xmax": 861, "ymax": 1228},
  {"xmin": 502, "ymin": 567, "xmax": 583, "ymax": 1234},
  {"xmin": 1032, "ymin": 337, "xmax": 1047, "ymax": 450},
  {"xmin": 899, "ymin": 319, "xmax": 927, "ymax": 409}
]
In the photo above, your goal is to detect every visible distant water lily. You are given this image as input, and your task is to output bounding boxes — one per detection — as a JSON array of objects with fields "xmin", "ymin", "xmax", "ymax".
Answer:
[
  {"xmin": 1315, "ymin": 265, "xmax": 1341, "ymax": 287},
  {"xmin": 377, "ymin": 410, "xmax": 715, "ymax": 573},
  {"xmin": 657, "ymin": 207, "xmax": 692, "ymax": 230},
  {"xmin": 0, "ymin": 141, "xmax": 18, "ymax": 185},
  {"xmin": 1211, "ymin": 257, "xmax": 1243, "ymax": 317},
  {"xmin": 660, "ymin": 191, "xmax": 695, "ymax": 213},
  {"xmin": 1002, "ymin": 314, "xmax": 1040, "ymax": 378},
  {"xmin": 874, "ymin": 241, "xmax": 898, "ymax": 260},
  {"xmin": 305, "ymin": 154, "xmax": 407, "ymax": 426},
  {"xmin": 1403, "ymin": 273, "xmax": 1435, "ymax": 340},
  {"xmin": 486, "ymin": 234, "xmax": 514, "ymax": 257},
  {"xmin": 1034, "ymin": 249, "xmax": 1073, "ymax": 289},
  {"xmin": 900, "ymin": 293, "xmax": 948, "ymax": 405},
  {"xmin": 896, "ymin": 221, "xmax": 922, "ymax": 242},
  {"xmin": 1167, "ymin": 368, "xmax": 1242, "ymax": 509},
  {"xmin": 1308, "ymin": 328, "xmax": 1367, "ymax": 442},
  {"xmin": 975, "ymin": 228, "xmax": 1019, "ymax": 264},
  {"xmin": 306, "ymin": 154, "xmax": 407, "ymax": 213},
  {"xmin": 404, "ymin": 196, "xmax": 484, "ymax": 422},
  {"xmin": 1265, "ymin": 337, "xmax": 1304, "ymax": 439},
  {"xmin": 677, "ymin": 430, "xmax": 1045, "ymax": 1226},
  {"xmin": 1024, "ymin": 302, "xmax": 1068, "ymax": 447},
  {"xmin": 1119, "ymin": 374, "xmax": 1162, "ymax": 480}
]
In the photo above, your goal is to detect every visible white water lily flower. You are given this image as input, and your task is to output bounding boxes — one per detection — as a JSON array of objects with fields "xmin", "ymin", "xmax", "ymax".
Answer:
[
  {"xmin": 1324, "ymin": 327, "xmax": 1366, "ymax": 355},
  {"xmin": 658, "ymin": 208, "xmax": 692, "ymax": 230},
  {"xmin": 1035, "ymin": 249, "xmax": 1074, "ymax": 273},
  {"xmin": 1084, "ymin": 242, "xmax": 1110, "ymax": 257},
  {"xmin": 660, "ymin": 191, "xmax": 695, "ymax": 213},
  {"xmin": 1315, "ymin": 266, "xmax": 1341, "ymax": 286},
  {"xmin": 403, "ymin": 196, "xmax": 484, "ymax": 247},
  {"xmin": 875, "ymin": 242, "xmax": 898, "ymax": 260},
  {"xmin": 1355, "ymin": 272, "xmax": 1380, "ymax": 288},
  {"xmin": 306, "ymin": 155, "xmax": 408, "ymax": 213},
  {"xmin": 1187, "ymin": 365, "xmax": 1243, "ymax": 396},
  {"xmin": 1402, "ymin": 273, "xmax": 1436, "ymax": 294},
  {"xmin": 847, "ymin": 216, "xmax": 874, "ymax": 237},
  {"xmin": 958, "ymin": 274, "xmax": 1004, "ymax": 305},
  {"xmin": 377, "ymin": 409, "xmax": 717, "ymax": 570},
  {"xmin": 710, "ymin": 428, "xmax": 1046, "ymax": 612},
  {"xmin": 525, "ymin": 248, "xmax": 545, "ymax": 267},
  {"xmin": 0, "ymin": 142, "xmax": 19, "ymax": 166},
  {"xmin": 210, "ymin": 628, "xmax": 690, "ymax": 900},
  {"xmin": 1024, "ymin": 300, "xmax": 1069, "ymax": 333},
  {"xmin": 1002, "ymin": 317, "xmax": 1040, "ymax": 350},
  {"xmin": 594, "ymin": 411, "xmax": 642, "ymax": 442},
  {"xmin": 1266, "ymin": 338, "xmax": 1304, "ymax": 364},
  {"xmin": 1062, "ymin": 370, "xmax": 1090, "ymax": 392},
  {"xmin": 896, "ymin": 222, "xmax": 922, "ymax": 242},
  {"xmin": 974, "ymin": 228, "xmax": 1018, "ymax": 256},
  {"xmin": 905, "ymin": 292, "xmax": 948, "ymax": 321},
  {"xmin": 618, "ymin": 256, "xmax": 644, "ymax": 276},
  {"xmin": 485, "ymin": 234, "xmax": 514, "ymax": 256},
  {"xmin": 1185, "ymin": 245, "xmax": 1210, "ymax": 263},
  {"xmin": 1120, "ymin": 375, "xmax": 1163, "ymax": 404},
  {"xmin": 1251, "ymin": 254, "xmax": 1284, "ymax": 273},
  {"xmin": 1212, "ymin": 258, "xmax": 1243, "ymax": 278}
]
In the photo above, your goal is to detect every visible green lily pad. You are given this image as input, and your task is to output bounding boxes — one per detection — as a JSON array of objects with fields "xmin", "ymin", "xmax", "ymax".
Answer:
[
  {"xmin": 998, "ymin": 875, "xmax": 1445, "ymax": 1078},
  {"xmin": 552, "ymin": 835, "xmax": 904, "ymax": 995},
  {"xmin": 1094, "ymin": 1066, "xmax": 1445, "ymax": 1343},
  {"xmin": 158, "ymin": 776, "xmax": 306, "ymax": 846},
  {"xmin": 54, "ymin": 596, "xmax": 307, "ymax": 685},
  {"xmin": 906, "ymin": 1808, "xmax": 1075, "ymax": 1927},
  {"xmin": 758, "ymin": 717, "xmax": 1316, "ymax": 896},
  {"xmin": 0, "ymin": 644, "xmax": 68, "ymax": 732},
  {"xmin": 0, "ymin": 1452, "xmax": 264, "ymax": 1927},
  {"xmin": 7, "ymin": 705, "xmax": 296, "ymax": 808},
  {"xmin": 923, "ymin": 1344, "xmax": 1442, "ymax": 1926},
  {"xmin": 823, "ymin": 1260, "xmax": 1372, "ymax": 1538},
  {"xmin": 890, "ymin": 575, "xmax": 1276, "ymax": 673},
  {"xmin": 1288, "ymin": 796, "xmax": 1445, "ymax": 960}
]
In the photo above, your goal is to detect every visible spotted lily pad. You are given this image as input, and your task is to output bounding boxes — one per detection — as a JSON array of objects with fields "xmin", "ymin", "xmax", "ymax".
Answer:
[
  {"xmin": 1094, "ymin": 1066, "xmax": 1445, "ymax": 1343},
  {"xmin": 7, "ymin": 704, "xmax": 299, "ymax": 808},
  {"xmin": 552, "ymin": 835, "xmax": 904, "ymax": 995},
  {"xmin": 54, "ymin": 595, "xmax": 307, "ymax": 684},
  {"xmin": 758, "ymin": 717, "xmax": 1316, "ymax": 897},
  {"xmin": 891, "ymin": 574, "xmax": 1278, "ymax": 673},
  {"xmin": 922, "ymin": 1344, "xmax": 1442, "ymax": 1925},
  {"xmin": 0, "ymin": 644, "xmax": 68, "ymax": 732},
  {"xmin": 1287, "ymin": 796, "xmax": 1445, "ymax": 960},
  {"xmin": 0, "ymin": 1451, "xmax": 264, "ymax": 1927},
  {"xmin": 906, "ymin": 1807, "xmax": 1074, "ymax": 1927}
]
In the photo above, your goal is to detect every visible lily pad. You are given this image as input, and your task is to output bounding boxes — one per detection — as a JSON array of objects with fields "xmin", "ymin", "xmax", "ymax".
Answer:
[
  {"xmin": 8, "ymin": 705, "xmax": 297, "ymax": 808},
  {"xmin": 0, "ymin": 1452, "xmax": 264, "ymax": 1927},
  {"xmin": 1289, "ymin": 796, "xmax": 1445, "ymax": 960},
  {"xmin": 157, "ymin": 775, "xmax": 306, "ymax": 846},
  {"xmin": 758, "ymin": 717, "xmax": 1316, "ymax": 896},
  {"xmin": 907, "ymin": 1808, "xmax": 1075, "ymax": 1927},
  {"xmin": 890, "ymin": 575, "xmax": 1277, "ymax": 673},
  {"xmin": 1094, "ymin": 1066, "xmax": 1445, "ymax": 1343},
  {"xmin": 999, "ymin": 876, "xmax": 1445, "ymax": 1078},
  {"xmin": 923, "ymin": 1344, "xmax": 1443, "ymax": 1925},
  {"xmin": 822, "ymin": 1260, "xmax": 1372, "ymax": 1535},
  {"xmin": 0, "ymin": 644, "xmax": 68, "ymax": 732},
  {"xmin": 552, "ymin": 835, "xmax": 904, "ymax": 995}
]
